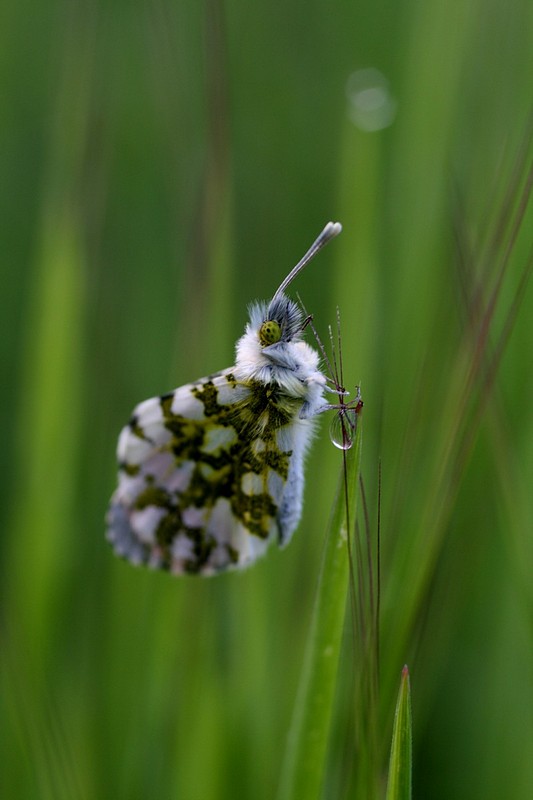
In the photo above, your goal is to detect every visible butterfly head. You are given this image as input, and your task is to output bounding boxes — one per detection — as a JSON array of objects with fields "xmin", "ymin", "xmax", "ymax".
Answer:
[
  {"xmin": 236, "ymin": 294, "xmax": 307, "ymax": 371},
  {"xmin": 235, "ymin": 222, "xmax": 342, "ymax": 381},
  {"xmin": 259, "ymin": 294, "xmax": 305, "ymax": 346},
  {"xmin": 234, "ymin": 289, "xmax": 326, "ymax": 401}
]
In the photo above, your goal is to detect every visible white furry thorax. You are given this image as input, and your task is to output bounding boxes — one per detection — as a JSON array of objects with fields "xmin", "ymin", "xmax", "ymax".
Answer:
[{"xmin": 233, "ymin": 296, "xmax": 327, "ymax": 418}]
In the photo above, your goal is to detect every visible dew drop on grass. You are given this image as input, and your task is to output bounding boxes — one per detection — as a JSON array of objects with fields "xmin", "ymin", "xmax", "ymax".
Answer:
[{"xmin": 329, "ymin": 407, "xmax": 358, "ymax": 450}]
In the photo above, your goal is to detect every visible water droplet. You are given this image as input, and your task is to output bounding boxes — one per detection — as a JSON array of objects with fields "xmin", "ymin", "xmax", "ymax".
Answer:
[{"xmin": 329, "ymin": 407, "xmax": 357, "ymax": 450}]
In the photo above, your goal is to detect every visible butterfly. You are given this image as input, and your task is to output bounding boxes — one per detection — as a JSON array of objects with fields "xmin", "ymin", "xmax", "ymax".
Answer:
[{"xmin": 106, "ymin": 221, "xmax": 352, "ymax": 576}]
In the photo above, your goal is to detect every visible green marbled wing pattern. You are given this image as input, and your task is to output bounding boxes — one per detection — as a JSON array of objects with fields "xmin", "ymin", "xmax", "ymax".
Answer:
[{"xmin": 107, "ymin": 369, "xmax": 305, "ymax": 575}]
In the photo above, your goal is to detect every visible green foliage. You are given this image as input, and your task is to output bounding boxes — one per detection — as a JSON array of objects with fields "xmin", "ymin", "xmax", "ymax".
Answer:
[
  {"xmin": 1, "ymin": 1, "xmax": 533, "ymax": 798},
  {"xmin": 386, "ymin": 667, "xmax": 412, "ymax": 800}
]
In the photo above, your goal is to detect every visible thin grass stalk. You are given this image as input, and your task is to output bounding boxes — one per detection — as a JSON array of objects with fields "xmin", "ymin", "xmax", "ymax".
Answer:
[{"xmin": 277, "ymin": 417, "xmax": 363, "ymax": 800}]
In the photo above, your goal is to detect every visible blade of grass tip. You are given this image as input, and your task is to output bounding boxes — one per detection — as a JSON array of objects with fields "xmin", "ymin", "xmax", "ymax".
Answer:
[
  {"xmin": 277, "ymin": 415, "xmax": 363, "ymax": 800},
  {"xmin": 385, "ymin": 666, "xmax": 412, "ymax": 800}
]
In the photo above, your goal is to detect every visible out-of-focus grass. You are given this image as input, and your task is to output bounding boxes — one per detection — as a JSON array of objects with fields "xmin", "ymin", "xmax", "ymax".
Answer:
[{"xmin": 1, "ymin": 1, "xmax": 532, "ymax": 799}]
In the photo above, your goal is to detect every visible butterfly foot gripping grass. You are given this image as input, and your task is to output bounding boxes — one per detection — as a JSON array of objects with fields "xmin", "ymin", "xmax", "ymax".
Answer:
[{"xmin": 107, "ymin": 222, "xmax": 348, "ymax": 575}]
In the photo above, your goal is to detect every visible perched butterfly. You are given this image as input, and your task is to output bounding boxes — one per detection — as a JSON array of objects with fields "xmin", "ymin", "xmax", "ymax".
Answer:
[{"xmin": 107, "ymin": 221, "xmax": 348, "ymax": 575}]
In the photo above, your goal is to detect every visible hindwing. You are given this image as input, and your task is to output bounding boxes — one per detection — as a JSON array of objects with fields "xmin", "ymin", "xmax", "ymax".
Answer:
[{"xmin": 107, "ymin": 369, "xmax": 304, "ymax": 575}]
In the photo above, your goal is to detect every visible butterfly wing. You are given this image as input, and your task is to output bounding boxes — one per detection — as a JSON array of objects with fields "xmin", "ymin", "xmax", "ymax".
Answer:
[{"xmin": 106, "ymin": 368, "xmax": 299, "ymax": 575}]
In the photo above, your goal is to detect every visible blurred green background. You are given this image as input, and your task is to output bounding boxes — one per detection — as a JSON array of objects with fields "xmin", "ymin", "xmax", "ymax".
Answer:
[{"xmin": 1, "ymin": 0, "xmax": 532, "ymax": 798}]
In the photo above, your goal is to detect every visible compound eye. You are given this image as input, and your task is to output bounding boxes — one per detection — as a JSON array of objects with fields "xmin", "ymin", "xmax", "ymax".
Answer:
[{"xmin": 259, "ymin": 320, "xmax": 282, "ymax": 346}]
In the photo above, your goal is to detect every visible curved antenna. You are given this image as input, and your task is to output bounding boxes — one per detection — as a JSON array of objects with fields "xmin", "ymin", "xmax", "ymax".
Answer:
[{"xmin": 272, "ymin": 221, "xmax": 342, "ymax": 300}]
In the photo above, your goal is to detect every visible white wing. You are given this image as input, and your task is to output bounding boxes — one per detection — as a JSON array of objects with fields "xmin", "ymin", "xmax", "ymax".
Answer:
[{"xmin": 106, "ymin": 368, "xmax": 313, "ymax": 575}]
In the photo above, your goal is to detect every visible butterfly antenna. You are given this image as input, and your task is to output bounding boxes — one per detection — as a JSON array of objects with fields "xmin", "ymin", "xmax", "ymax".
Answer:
[
  {"xmin": 272, "ymin": 221, "xmax": 342, "ymax": 300},
  {"xmin": 336, "ymin": 307, "xmax": 345, "ymax": 389},
  {"xmin": 328, "ymin": 323, "xmax": 340, "ymax": 388},
  {"xmin": 297, "ymin": 293, "xmax": 337, "ymax": 384}
]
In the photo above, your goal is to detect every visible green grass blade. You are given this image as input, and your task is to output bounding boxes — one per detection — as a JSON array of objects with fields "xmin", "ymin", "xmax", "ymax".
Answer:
[
  {"xmin": 386, "ymin": 666, "xmax": 413, "ymax": 800},
  {"xmin": 277, "ymin": 416, "xmax": 363, "ymax": 800}
]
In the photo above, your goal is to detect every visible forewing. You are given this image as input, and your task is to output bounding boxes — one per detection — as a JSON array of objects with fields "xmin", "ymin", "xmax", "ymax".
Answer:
[{"xmin": 107, "ymin": 369, "xmax": 293, "ymax": 575}]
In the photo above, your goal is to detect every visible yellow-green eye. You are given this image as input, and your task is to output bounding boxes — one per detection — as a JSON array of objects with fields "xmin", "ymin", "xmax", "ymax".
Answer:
[{"xmin": 259, "ymin": 320, "xmax": 282, "ymax": 346}]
